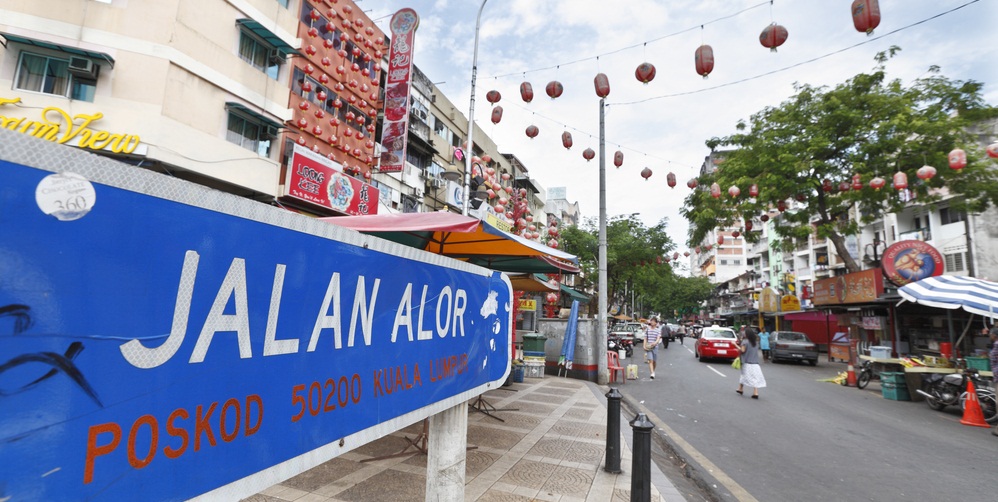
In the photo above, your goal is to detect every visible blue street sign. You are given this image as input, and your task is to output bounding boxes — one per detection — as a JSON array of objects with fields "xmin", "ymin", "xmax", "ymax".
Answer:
[{"xmin": 0, "ymin": 135, "xmax": 512, "ymax": 500}]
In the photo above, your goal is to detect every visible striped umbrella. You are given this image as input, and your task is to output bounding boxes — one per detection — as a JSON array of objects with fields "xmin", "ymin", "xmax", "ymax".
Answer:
[{"xmin": 898, "ymin": 275, "xmax": 998, "ymax": 319}]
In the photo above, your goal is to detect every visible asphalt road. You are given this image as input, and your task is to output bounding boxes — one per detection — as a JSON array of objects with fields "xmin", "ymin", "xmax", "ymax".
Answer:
[{"xmin": 615, "ymin": 340, "xmax": 998, "ymax": 502}]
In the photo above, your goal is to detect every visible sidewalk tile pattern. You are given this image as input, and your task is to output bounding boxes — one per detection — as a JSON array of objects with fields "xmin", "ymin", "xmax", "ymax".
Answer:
[{"xmin": 245, "ymin": 377, "xmax": 667, "ymax": 502}]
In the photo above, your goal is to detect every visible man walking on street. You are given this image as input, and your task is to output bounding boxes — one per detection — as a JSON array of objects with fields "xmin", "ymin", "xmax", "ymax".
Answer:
[{"xmin": 644, "ymin": 317, "xmax": 662, "ymax": 379}]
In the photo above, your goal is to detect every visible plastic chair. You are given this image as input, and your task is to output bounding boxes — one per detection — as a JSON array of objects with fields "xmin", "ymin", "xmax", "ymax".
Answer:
[{"xmin": 608, "ymin": 351, "xmax": 626, "ymax": 384}]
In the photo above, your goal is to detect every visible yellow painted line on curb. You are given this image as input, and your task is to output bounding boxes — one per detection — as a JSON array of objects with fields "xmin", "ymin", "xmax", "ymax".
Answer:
[{"xmin": 634, "ymin": 405, "xmax": 759, "ymax": 502}]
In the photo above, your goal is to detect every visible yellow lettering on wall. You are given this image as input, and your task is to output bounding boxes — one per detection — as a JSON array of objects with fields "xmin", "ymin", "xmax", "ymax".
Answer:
[{"xmin": 0, "ymin": 97, "xmax": 140, "ymax": 154}]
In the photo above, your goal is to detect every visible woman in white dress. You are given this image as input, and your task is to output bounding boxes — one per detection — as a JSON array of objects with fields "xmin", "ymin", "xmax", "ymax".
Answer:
[{"xmin": 736, "ymin": 326, "xmax": 766, "ymax": 399}]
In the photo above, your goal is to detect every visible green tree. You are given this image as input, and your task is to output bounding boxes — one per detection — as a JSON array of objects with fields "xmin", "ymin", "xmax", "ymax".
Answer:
[
  {"xmin": 559, "ymin": 214, "xmax": 678, "ymax": 316},
  {"xmin": 683, "ymin": 48, "xmax": 998, "ymax": 272}
]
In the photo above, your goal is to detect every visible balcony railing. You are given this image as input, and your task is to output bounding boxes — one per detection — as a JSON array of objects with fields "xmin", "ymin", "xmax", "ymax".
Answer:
[{"xmin": 898, "ymin": 228, "xmax": 931, "ymax": 242}]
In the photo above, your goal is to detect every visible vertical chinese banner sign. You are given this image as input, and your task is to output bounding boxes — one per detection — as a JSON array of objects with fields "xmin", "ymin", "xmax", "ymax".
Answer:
[{"xmin": 378, "ymin": 8, "xmax": 419, "ymax": 173}]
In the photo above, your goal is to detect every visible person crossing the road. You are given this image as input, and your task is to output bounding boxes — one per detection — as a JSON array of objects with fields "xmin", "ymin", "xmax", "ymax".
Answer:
[{"xmin": 736, "ymin": 326, "xmax": 767, "ymax": 399}]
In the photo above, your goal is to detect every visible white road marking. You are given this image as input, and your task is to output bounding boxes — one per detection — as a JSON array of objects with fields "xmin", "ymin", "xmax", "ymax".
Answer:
[{"xmin": 708, "ymin": 366, "xmax": 726, "ymax": 377}]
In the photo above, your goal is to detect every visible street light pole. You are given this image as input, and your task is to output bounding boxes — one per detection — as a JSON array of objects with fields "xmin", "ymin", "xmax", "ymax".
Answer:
[
  {"xmin": 597, "ymin": 98, "xmax": 608, "ymax": 385},
  {"xmin": 462, "ymin": 0, "xmax": 488, "ymax": 216}
]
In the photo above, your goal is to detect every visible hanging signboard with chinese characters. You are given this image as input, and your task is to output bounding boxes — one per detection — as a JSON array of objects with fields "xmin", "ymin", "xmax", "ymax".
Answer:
[
  {"xmin": 378, "ymin": 8, "xmax": 419, "ymax": 173},
  {"xmin": 813, "ymin": 269, "xmax": 885, "ymax": 305},
  {"xmin": 285, "ymin": 145, "xmax": 379, "ymax": 215}
]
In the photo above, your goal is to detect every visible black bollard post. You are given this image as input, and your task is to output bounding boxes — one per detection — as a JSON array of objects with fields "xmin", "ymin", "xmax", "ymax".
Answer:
[
  {"xmin": 604, "ymin": 387, "xmax": 622, "ymax": 473},
  {"xmin": 630, "ymin": 412, "xmax": 654, "ymax": 502}
]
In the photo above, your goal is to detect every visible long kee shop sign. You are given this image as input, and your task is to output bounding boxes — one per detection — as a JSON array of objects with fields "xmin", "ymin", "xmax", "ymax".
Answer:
[
  {"xmin": 0, "ymin": 154, "xmax": 511, "ymax": 500},
  {"xmin": 286, "ymin": 145, "xmax": 379, "ymax": 215}
]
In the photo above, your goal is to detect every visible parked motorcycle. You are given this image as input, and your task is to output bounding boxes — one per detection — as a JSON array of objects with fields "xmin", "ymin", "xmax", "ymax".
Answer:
[
  {"xmin": 607, "ymin": 335, "xmax": 633, "ymax": 359},
  {"xmin": 916, "ymin": 368, "xmax": 998, "ymax": 424},
  {"xmin": 856, "ymin": 359, "xmax": 876, "ymax": 389}
]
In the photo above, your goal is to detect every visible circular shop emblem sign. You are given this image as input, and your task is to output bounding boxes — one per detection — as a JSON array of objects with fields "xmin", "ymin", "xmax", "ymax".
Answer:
[{"xmin": 881, "ymin": 240, "xmax": 944, "ymax": 286}]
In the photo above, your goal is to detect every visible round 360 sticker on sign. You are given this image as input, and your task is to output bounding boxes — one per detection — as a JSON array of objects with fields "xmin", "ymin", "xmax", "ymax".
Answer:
[{"xmin": 35, "ymin": 172, "xmax": 96, "ymax": 221}]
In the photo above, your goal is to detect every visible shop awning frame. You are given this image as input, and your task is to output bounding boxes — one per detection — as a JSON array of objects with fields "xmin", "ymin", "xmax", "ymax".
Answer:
[
  {"xmin": 225, "ymin": 102, "xmax": 284, "ymax": 132},
  {"xmin": 0, "ymin": 32, "xmax": 115, "ymax": 67},
  {"xmin": 235, "ymin": 19, "xmax": 300, "ymax": 58}
]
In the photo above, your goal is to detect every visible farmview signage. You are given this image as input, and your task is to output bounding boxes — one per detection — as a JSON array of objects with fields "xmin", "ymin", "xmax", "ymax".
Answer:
[
  {"xmin": 0, "ymin": 134, "xmax": 511, "ymax": 500},
  {"xmin": 0, "ymin": 96, "xmax": 141, "ymax": 154}
]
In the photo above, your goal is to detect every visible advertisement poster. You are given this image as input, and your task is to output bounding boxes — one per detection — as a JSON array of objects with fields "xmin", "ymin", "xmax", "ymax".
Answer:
[
  {"xmin": 285, "ymin": 145, "xmax": 379, "ymax": 216},
  {"xmin": 0, "ymin": 133, "xmax": 512, "ymax": 500},
  {"xmin": 378, "ymin": 9, "xmax": 419, "ymax": 173}
]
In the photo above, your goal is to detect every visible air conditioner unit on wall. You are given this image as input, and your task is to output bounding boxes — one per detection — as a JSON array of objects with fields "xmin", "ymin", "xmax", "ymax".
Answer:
[{"xmin": 68, "ymin": 56, "xmax": 98, "ymax": 79}]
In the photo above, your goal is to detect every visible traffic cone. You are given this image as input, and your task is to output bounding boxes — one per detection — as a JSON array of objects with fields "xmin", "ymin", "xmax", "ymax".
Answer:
[
  {"xmin": 960, "ymin": 380, "xmax": 991, "ymax": 428},
  {"xmin": 846, "ymin": 363, "xmax": 857, "ymax": 387}
]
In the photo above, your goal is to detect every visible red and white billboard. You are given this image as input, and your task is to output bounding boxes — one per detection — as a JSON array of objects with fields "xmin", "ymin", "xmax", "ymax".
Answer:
[
  {"xmin": 285, "ymin": 145, "xmax": 379, "ymax": 215},
  {"xmin": 378, "ymin": 8, "xmax": 419, "ymax": 173}
]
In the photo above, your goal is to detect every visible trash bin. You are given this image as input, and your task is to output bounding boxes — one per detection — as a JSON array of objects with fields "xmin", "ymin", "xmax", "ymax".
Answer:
[
  {"xmin": 522, "ymin": 333, "xmax": 547, "ymax": 357},
  {"xmin": 512, "ymin": 365, "xmax": 525, "ymax": 383}
]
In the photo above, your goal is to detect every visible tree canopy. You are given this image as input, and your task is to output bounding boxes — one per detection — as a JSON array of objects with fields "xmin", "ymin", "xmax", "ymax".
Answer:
[
  {"xmin": 559, "ymin": 214, "xmax": 713, "ymax": 320},
  {"xmin": 682, "ymin": 48, "xmax": 998, "ymax": 272}
]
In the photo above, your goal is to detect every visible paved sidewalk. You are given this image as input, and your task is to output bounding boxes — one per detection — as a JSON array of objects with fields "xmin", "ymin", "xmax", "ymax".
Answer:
[{"xmin": 245, "ymin": 376, "xmax": 684, "ymax": 501}]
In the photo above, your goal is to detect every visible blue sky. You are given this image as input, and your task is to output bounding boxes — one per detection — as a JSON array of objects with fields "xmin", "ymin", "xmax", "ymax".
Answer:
[{"xmin": 358, "ymin": 0, "xmax": 998, "ymax": 251}]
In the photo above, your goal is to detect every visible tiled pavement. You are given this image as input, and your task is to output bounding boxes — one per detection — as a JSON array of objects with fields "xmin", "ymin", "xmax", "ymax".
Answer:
[{"xmin": 244, "ymin": 376, "xmax": 684, "ymax": 501}]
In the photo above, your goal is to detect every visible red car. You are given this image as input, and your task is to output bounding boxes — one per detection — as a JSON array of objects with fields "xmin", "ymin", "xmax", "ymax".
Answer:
[{"xmin": 695, "ymin": 326, "xmax": 740, "ymax": 362}]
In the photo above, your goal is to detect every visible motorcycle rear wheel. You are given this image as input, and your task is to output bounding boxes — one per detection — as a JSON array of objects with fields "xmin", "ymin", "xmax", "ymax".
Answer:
[
  {"xmin": 856, "ymin": 371, "xmax": 871, "ymax": 390},
  {"xmin": 923, "ymin": 387, "xmax": 947, "ymax": 411}
]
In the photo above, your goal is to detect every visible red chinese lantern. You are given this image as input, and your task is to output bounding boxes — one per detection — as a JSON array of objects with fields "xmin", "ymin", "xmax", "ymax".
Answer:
[
  {"xmin": 777, "ymin": 200, "xmax": 787, "ymax": 212},
  {"xmin": 916, "ymin": 165, "xmax": 937, "ymax": 180},
  {"xmin": 695, "ymin": 45, "xmax": 714, "ymax": 78},
  {"xmin": 482, "ymin": 155, "xmax": 492, "ymax": 164},
  {"xmin": 594, "ymin": 73, "xmax": 610, "ymax": 98},
  {"xmin": 664, "ymin": 257, "xmax": 671, "ymax": 263},
  {"xmin": 695, "ymin": 246, "xmax": 702, "ymax": 253},
  {"xmin": 761, "ymin": 214, "xmax": 770, "ymax": 222},
  {"xmin": 520, "ymin": 82, "xmax": 534, "ymax": 103},
  {"xmin": 851, "ymin": 0, "xmax": 881, "ymax": 35},
  {"xmin": 548, "ymin": 239, "xmax": 559, "ymax": 249},
  {"xmin": 717, "ymin": 234, "xmax": 725, "ymax": 245},
  {"xmin": 582, "ymin": 148, "xmax": 596, "ymax": 161},
  {"xmin": 988, "ymin": 143, "xmax": 998, "ymax": 158},
  {"xmin": 745, "ymin": 220, "xmax": 753, "ymax": 232},
  {"xmin": 640, "ymin": 167, "xmax": 653, "ymax": 180},
  {"xmin": 851, "ymin": 174, "xmax": 863, "ymax": 191},
  {"xmin": 684, "ymin": 251, "xmax": 691, "ymax": 257},
  {"xmin": 297, "ymin": 117, "xmax": 308, "ymax": 129},
  {"xmin": 546, "ymin": 293, "xmax": 558, "ymax": 304},
  {"xmin": 635, "ymin": 62, "xmax": 656, "ymax": 83},
  {"xmin": 728, "ymin": 185, "xmax": 741, "ymax": 198},
  {"xmin": 614, "ymin": 151, "xmax": 624, "ymax": 168},
  {"xmin": 526, "ymin": 125, "xmax": 539, "ymax": 138},
  {"xmin": 795, "ymin": 193, "xmax": 806, "ymax": 202},
  {"xmin": 948, "ymin": 148, "xmax": 967, "ymax": 171},
  {"xmin": 710, "ymin": 182, "xmax": 721, "ymax": 198},
  {"xmin": 546, "ymin": 81, "xmax": 564, "ymax": 99},
  {"xmin": 667, "ymin": 172, "xmax": 677, "ymax": 188},
  {"xmin": 486, "ymin": 90, "xmax": 501, "ymax": 104},
  {"xmin": 298, "ymin": 101, "xmax": 310, "ymax": 111},
  {"xmin": 687, "ymin": 178, "xmax": 699, "ymax": 189},
  {"xmin": 561, "ymin": 131, "xmax": 573, "ymax": 149},
  {"xmin": 491, "ymin": 106, "xmax": 503, "ymax": 124},
  {"xmin": 672, "ymin": 252, "xmax": 680, "ymax": 260},
  {"xmin": 748, "ymin": 184, "xmax": 759, "ymax": 197},
  {"xmin": 822, "ymin": 179, "xmax": 833, "ymax": 192},
  {"xmin": 839, "ymin": 181, "xmax": 851, "ymax": 192},
  {"xmin": 759, "ymin": 23, "xmax": 788, "ymax": 52},
  {"xmin": 312, "ymin": 125, "xmax": 323, "ymax": 136},
  {"xmin": 892, "ymin": 172, "xmax": 908, "ymax": 190},
  {"xmin": 869, "ymin": 176, "xmax": 886, "ymax": 190},
  {"xmin": 705, "ymin": 244, "xmax": 713, "ymax": 251},
  {"xmin": 732, "ymin": 231, "xmax": 741, "ymax": 238}
]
